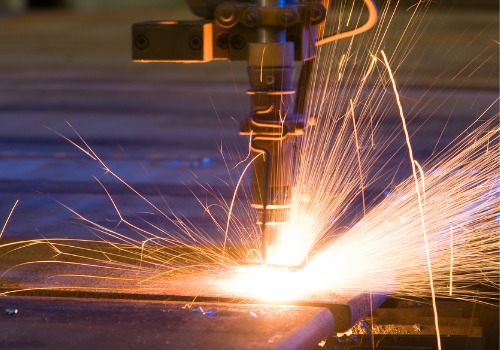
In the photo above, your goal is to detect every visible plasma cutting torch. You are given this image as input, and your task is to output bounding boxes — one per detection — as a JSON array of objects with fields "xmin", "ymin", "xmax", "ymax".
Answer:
[{"xmin": 132, "ymin": 0, "xmax": 378, "ymax": 265}]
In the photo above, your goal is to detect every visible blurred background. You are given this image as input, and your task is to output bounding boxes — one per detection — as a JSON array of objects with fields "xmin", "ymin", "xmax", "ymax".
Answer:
[
  {"xmin": 1, "ymin": 0, "xmax": 184, "ymax": 12},
  {"xmin": 0, "ymin": 0, "xmax": 498, "ymax": 12}
]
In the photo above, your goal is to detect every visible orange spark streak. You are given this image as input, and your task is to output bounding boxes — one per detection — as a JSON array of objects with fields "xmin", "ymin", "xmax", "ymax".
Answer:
[
  {"xmin": 380, "ymin": 50, "xmax": 442, "ymax": 350},
  {"xmin": 0, "ymin": 200, "xmax": 19, "ymax": 240},
  {"xmin": 350, "ymin": 99, "xmax": 366, "ymax": 216},
  {"xmin": 223, "ymin": 152, "xmax": 264, "ymax": 258}
]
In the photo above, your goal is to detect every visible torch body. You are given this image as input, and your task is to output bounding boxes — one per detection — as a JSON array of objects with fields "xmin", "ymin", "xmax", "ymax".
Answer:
[
  {"xmin": 245, "ymin": 12, "xmax": 299, "ymax": 263},
  {"xmin": 133, "ymin": 0, "xmax": 327, "ymax": 265}
]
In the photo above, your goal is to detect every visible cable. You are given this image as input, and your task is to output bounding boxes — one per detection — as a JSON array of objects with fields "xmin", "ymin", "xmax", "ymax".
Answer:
[{"xmin": 316, "ymin": 0, "xmax": 378, "ymax": 46}]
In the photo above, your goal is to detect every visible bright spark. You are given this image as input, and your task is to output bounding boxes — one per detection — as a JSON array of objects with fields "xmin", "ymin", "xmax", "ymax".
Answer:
[{"xmin": 0, "ymin": 200, "xmax": 19, "ymax": 240}]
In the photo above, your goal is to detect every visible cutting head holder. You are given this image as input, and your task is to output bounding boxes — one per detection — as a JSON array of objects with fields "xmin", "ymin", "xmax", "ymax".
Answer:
[{"xmin": 132, "ymin": 0, "xmax": 327, "ymax": 265}]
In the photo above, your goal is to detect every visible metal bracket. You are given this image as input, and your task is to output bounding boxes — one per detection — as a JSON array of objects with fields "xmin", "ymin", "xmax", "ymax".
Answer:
[{"xmin": 132, "ymin": 1, "xmax": 325, "ymax": 63}]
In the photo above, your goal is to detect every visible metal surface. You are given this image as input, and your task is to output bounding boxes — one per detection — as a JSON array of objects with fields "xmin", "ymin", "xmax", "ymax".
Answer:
[
  {"xmin": 0, "ymin": 296, "xmax": 334, "ymax": 350},
  {"xmin": 0, "ymin": 240, "xmax": 387, "ymax": 333},
  {"xmin": 133, "ymin": 20, "xmax": 214, "ymax": 63}
]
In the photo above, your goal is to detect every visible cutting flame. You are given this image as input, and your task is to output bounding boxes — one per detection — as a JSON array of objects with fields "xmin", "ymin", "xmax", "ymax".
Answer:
[
  {"xmin": 265, "ymin": 218, "xmax": 316, "ymax": 267},
  {"xmin": 224, "ymin": 265, "xmax": 301, "ymax": 301}
]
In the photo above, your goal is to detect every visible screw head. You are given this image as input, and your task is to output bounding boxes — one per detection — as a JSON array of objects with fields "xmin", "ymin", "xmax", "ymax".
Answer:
[
  {"xmin": 265, "ymin": 76, "xmax": 276, "ymax": 85},
  {"xmin": 215, "ymin": 3, "xmax": 239, "ymax": 28},
  {"xmin": 189, "ymin": 36, "xmax": 203, "ymax": 50},
  {"xmin": 277, "ymin": 8, "xmax": 297, "ymax": 27},
  {"xmin": 230, "ymin": 35, "xmax": 246, "ymax": 50},
  {"xmin": 134, "ymin": 35, "xmax": 149, "ymax": 50},
  {"xmin": 307, "ymin": 3, "xmax": 327, "ymax": 25},
  {"xmin": 216, "ymin": 33, "xmax": 229, "ymax": 50},
  {"xmin": 243, "ymin": 8, "xmax": 260, "ymax": 27}
]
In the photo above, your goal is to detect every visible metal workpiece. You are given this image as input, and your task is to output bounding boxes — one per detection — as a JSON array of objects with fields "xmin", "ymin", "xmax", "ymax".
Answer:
[
  {"xmin": 0, "ymin": 296, "xmax": 335, "ymax": 350},
  {"xmin": 0, "ymin": 231, "xmax": 388, "ymax": 337}
]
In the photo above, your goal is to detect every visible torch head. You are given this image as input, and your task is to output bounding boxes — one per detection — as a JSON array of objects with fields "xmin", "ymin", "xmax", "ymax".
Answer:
[{"xmin": 132, "ymin": 0, "xmax": 327, "ymax": 266}]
